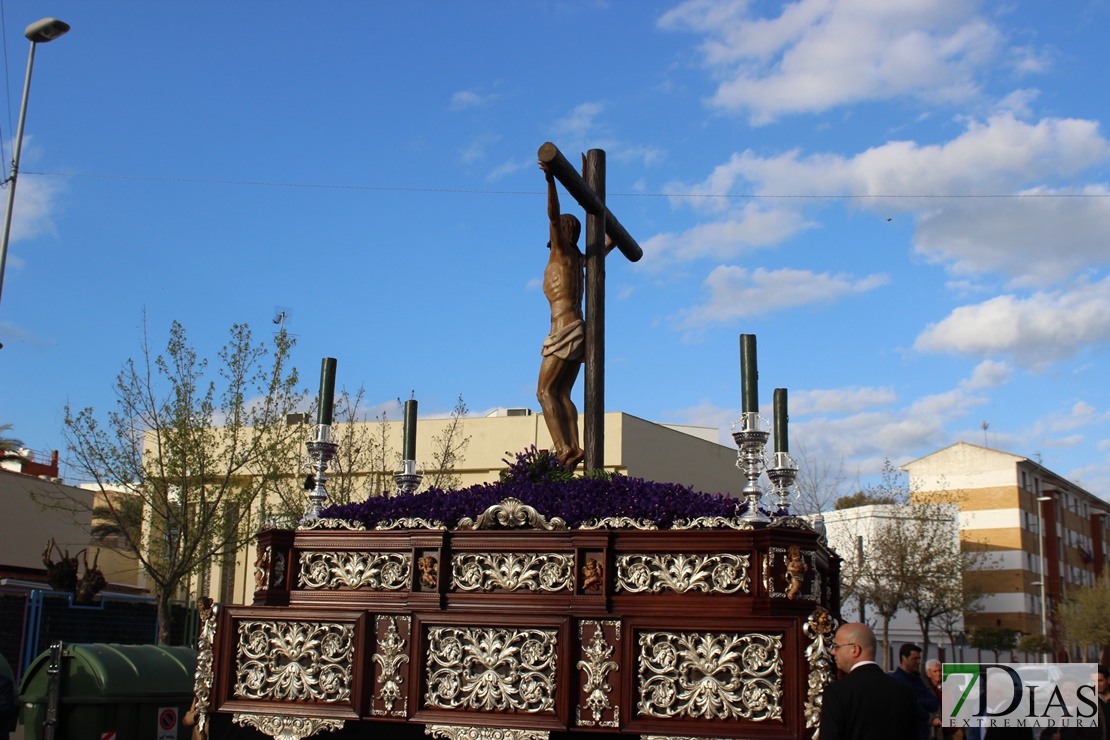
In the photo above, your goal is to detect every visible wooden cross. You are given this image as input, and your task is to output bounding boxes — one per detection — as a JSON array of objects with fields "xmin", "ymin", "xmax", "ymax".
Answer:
[{"xmin": 537, "ymin": 142, "xmax": 643, "ymax": 471}]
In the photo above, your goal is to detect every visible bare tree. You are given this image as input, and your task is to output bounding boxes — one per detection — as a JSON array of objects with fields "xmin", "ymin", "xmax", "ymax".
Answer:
[
  {"xmin": 792, "ymin": 439, "xmax": 847, "ymax": 515},
  {"xmin": 63, "ymin": 319, "xmax": 304, "ymax": 644},
  {"xmin": 423, "ymin": 394, "xmax": 471, "ymax": 491}
]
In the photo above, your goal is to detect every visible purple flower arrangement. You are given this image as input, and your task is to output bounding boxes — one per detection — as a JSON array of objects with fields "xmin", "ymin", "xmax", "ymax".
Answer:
[{"xmin": 320, "ymin": 446, "xmax": 747, "ymax": 529}]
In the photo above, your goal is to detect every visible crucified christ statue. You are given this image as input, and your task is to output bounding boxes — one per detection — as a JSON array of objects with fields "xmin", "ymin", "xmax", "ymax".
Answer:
[
  {"xmin": 535, "ymin": 143, "xmax": 642, "ymax": 473},
  {"xmin": 537, "ymin": 159, "xmax": 613, "ymax": 470}
]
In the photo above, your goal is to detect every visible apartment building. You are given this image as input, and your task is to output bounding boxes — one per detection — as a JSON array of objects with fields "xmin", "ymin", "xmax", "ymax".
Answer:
[{"xmin": 902, "ymin": 442, "xmax": 1108, "ymax": 635}]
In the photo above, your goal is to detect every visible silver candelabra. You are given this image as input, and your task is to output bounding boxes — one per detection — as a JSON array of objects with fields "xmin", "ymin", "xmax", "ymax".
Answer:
[
  {"xmin": 303, "ymin": 424, "xmax": 338, "ymax": 521},
  {"xmin": 766, "ymin": 450, "xmax": 799, "ymax": 514},
  {"xmin": 732, "ymin": 411, "xmax": 770, "ymax": 522},
  {"xmin": 394, "ymin": 459, "xmax": 423, "ymax": 495}
]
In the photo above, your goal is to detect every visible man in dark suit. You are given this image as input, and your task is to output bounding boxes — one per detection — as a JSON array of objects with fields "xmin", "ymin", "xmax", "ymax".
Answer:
[{"xmin": 820, "ymin": 622, "xmax": 919, "ymax": 740}]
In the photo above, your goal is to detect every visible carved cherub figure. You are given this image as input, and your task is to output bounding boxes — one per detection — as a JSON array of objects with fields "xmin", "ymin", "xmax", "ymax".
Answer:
[
  {"xmin": 253, "ymin": 545, "xmax": 271, "ymax": 591},
  {"xmin": 417, "ymin": 556, "xmax": 438, "ymax": 589},
  {"xmin": 581, "ymin": 558, "xmax": 604, "ymax": 591},
  {"xmin": 785, "ymin": 545, "xmax": 808, "ymax": 600}
]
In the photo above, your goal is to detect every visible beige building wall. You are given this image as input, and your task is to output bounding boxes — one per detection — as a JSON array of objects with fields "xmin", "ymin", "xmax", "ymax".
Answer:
[{"xmin": 0, "ymin": 470, "xmax": 92, "ymax": 573}]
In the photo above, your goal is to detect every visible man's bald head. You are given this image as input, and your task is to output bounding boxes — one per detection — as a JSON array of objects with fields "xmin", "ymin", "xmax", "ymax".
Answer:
[{"xmin": 833, "ymin": 622, "xmax": 877, "ymax": 672}]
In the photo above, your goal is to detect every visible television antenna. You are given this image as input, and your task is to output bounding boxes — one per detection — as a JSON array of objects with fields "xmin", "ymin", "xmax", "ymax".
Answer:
[{"xmin": 272, "ymin": 306, "xmax": 294, "ymax": 336}]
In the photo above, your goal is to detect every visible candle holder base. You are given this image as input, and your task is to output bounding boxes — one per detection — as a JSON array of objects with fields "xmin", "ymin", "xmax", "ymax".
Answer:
[
  {"xmin": 732, "ymin": 412, "xmax": 770, "ymax": 523},
  {"xmin": 767, "ymin": 450, "xmax": 799, "ymax": 516},
  {"xmin": 302, "ymin": 425, "xmax": 338, "ymax": 522},
  {"xmin": 394, "ymin": 459, "xmax": 423, "ymax": 496}
]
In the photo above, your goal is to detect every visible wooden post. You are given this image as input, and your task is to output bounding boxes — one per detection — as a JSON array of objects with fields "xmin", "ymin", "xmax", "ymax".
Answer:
[
  {"xmin": 584, "ymin": 149, "xmax": 606, "ymax": 472},
  {"xmin": 537, "ymin": 142, "xmax": 642, "ymax": 262}
]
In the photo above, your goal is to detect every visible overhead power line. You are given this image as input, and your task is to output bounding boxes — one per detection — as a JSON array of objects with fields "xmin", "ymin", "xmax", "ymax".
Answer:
[{"xmin": 20, "ymin": 169, "xmax": 1110, "ymax": 200}]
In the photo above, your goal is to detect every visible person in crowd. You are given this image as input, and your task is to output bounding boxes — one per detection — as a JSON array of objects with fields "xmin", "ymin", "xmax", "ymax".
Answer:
[
  {"xmin": 891, "ymin": 643, "xmax": 940, "ymax": 740},
  {"xmin": 820, "ymin": 622, "xmax": 918, "ymax": 740}
]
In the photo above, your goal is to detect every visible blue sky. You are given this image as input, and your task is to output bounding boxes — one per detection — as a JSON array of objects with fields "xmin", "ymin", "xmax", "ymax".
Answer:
[{"xmin": 2, "ymin": 1, "xmax": 1109, "ymax": 499}]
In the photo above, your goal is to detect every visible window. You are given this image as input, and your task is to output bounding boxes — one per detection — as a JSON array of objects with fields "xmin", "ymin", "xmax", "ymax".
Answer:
[{"xmin": 1022, "ymin": 471, "xmax": 1029, "ymax": 490}]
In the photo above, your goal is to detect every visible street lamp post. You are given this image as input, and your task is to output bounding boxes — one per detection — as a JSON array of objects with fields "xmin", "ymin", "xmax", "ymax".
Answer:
[
  {"xmin": 1036, "ymin": 494, "xmax": 1053, "ymax": 662},
  {"xmin": 0, "ymin": 17, "xmax": 70, "ymax": 312}
]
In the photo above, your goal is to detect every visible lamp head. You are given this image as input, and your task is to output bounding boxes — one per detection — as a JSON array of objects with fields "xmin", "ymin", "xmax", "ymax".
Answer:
[{"xmin": 25, "ymin": 18, "xmax": 70, "ymax": 43}]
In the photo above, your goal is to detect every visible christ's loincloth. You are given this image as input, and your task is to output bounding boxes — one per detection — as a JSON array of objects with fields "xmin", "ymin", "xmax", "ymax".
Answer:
[{"xmin": 541, "ymin": 319, "xmax": 585, "ymax": 362}]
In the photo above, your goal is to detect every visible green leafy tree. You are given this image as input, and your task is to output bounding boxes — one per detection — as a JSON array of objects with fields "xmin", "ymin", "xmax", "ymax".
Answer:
[
  {"xmin": 1056, "ymin": 573, "xmax": 1110, "ymax": 657},
  {"xmin": 1016, "ymin": 633, "xmax": 1053, "ymax": 656},
  {"xmin": 63, "ymin": 320, "xmax": 304, "ymax": 644},
  {"xmin": 970, "ymin": 626, "xmax": 1018, "ymax": 661}
]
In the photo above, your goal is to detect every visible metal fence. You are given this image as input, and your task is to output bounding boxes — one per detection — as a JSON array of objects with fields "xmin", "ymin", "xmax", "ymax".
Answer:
[{"xmin": 0, "ymin": 587, "xmax": 198, "ymax": 682}]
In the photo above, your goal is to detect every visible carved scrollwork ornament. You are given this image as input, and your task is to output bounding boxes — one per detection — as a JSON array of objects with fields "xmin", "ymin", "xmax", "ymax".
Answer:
[
  {"xmin": 234, "ymin": 621, "xmax": 354, "ymax": 702},
  {"xmin": 425, "ymin": 726, "xmax": 550, "ymax": 740},
  {"xmin": 804, "ymin": 606, "xmax": 839, "ymax": 739},
  {"xmin": 374, "ymin": 517, "xmax": 446, "ymax": 530},
  {"xmin": 636, "ymin": 630, "xmax": 783, "ymax": 721},
  {"xmin": 424, "ymin": 626, "xmax": 558, "ymax": 713},
  {"xmin": 451, "ymin": 552, "xmax": 573, "ymax": 592},
  {"xmin": 297, "ymin": 550, "xmax": 411, "ymax": 590},
  {"xmin": 670, "ymin": 516, "xmax": 755, "ymax": 530},
  {"xmin": 232, "ymin": 714, "xmax": 344, "ymax": 740},
  {"xmin": 577, "ymin": 516, "xmax": 657, "ymax": 530},
  {"xmin": 455, "ymin": 497, "xmax": 568, "ymax": 531},
  {"xmin": 372, "ymin": 616, "xmax": 410, "ymax": 716},
  {"xmin": 616, "ymin": 553, "xmax": 750, "ymax": 594},
  {"xmin": 189, "ymin": 597, "xmax": 217, "ymax": 740},
  {"xmin": 576, "ymin": 620, "xmax": 619, "ymax": 727},
  {"xmin": 296, "ymin": 518, "xmax": 366, "ymax": 531}
]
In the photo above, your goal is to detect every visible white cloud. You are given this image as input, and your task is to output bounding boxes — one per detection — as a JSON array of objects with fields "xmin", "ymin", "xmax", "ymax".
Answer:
[
  {"xmin": 10, "ymin": 175, "xmax": 62, "ymax": 244},
  {"xmin": 486, "ymin": 158, "xmax": 529, "ymax": 181},
  {"xmin": 659, "ymin": 0, "xmax": 1000, "ymax": 123},
  {"xmin": 643, "ymin": 204, "xmax": 813, "ymax": 265},
  {"xmin": 450, "ymin": 90, "xmax": 498, "ymax": 110},
  {"xmin": 914, "ymin": 276, "xmax": 1110, "ymax": 369},
  {"xmin": 790, "ymin": 387, "xmax": 898, "ymax": 415},
  {"xmin": 553, "ymin": 102, "xmax": 604, "ymax": 137},
  {"xmin": 679, "ymin": 114, "xmax": 1107, "ymax": 202},
  {"xmin": 960, "ymin": 359, "xmax": 1011, "ymax": 391},
  {"xmin": 665, "ymin": 114, "xmax": 1110, "ymax": 283},
  {"xmin": 914, "ymin": 185, "xmax": 1110, "ymax": 286},
  {"xmin": 676, "ymin": 266, "xmax": 888, "ymax": 326},
  {"xmin": 459, "ymin": 133, "xmax": 502, "ymax": 164}
]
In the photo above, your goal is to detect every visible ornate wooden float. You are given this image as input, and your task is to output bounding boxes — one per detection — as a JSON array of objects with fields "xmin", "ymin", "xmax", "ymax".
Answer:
[{"xmin": 193, "ymin": 498, "xmax": 841, "ymax": 740}]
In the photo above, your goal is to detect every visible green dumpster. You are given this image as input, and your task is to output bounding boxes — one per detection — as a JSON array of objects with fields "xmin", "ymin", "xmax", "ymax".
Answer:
[{"xmin": 19, "ymin": 643, "xmax": 196, "ymax": 740}]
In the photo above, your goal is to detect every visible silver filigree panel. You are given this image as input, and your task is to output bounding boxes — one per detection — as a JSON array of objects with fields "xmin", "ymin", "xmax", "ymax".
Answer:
[
  {"xmin": 425, "ymin": 727, "xmax": 550, "ymax": 740},
  {"xmin": 576, "ymin": 620, "xmax": 620, "ymax": 727},
  {"xmin": 232, "ymin": 714, "xmax": 344, "ymax": 740},
  {"xmin": 373, "ymin": 616, "xmax": 411, "ymax": 716},
  {"xmin": 235, "ymin": 621, "xmax": 354, "ymax": 703},
  {"xmin": 297, "ymin": 550, "xmax": 411, "ymax": 590},
  {"xmin": 425, "ymin": 626, "xmax": 558, "ymax": 713},
  {"xmin": 803, "ymin": 607, "xmax": 838, "ymax": 739},
  {"xmin": 451, "ymin": 552, "xmax": 573, "ymax": 592},
  {"xmin": 616, "ymin": 553, "xmax": 750, "ymax": 594},
  {"xmin": 636, "ymin": 630, "xmax": 783, "ymax": 722}
]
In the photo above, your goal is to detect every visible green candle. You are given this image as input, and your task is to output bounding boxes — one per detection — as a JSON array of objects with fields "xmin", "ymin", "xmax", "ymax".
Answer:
[
  {"xmin": 317, "ymin": 358, "xmax": 337, "ymax": 426},
  {"xmin": 740, "ymin": 334, "xmax": 758, "ymax": 413},
  {"xmin": 403, "ymin": 399, "xmax": 418, "ymax": 460},
  {"xmin": 774, "ymin": 388, "xmax": 788, "ymax": 453}
]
